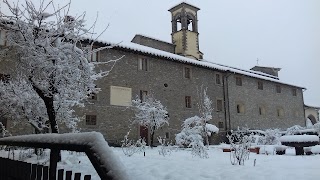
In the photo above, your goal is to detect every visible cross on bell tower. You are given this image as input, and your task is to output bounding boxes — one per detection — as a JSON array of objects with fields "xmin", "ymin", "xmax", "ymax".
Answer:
[{"xmin": 169, "ymin": 2, "xmax": 203, "ymax": 60}]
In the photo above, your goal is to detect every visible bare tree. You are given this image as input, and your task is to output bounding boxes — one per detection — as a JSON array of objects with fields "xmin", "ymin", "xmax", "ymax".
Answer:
[
  {"xmin": 132, "ymin": 94, "xmax": 169, "ymax": 147},
  {"xmin": 0, "ymin": 0, "xmax": 117, "ymax": 133},
  {"xmin": 227, "ymin": 130, "xmax": 252, "ymax": 165}
]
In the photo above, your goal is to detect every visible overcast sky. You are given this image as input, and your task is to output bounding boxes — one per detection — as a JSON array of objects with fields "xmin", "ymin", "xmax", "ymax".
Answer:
[{"xmin": 2, "ymin": 0, "xmax": 319, "ymax": 106}]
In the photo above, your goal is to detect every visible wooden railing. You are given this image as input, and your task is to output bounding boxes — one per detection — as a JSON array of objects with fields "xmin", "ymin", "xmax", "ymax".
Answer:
[
  {"xmin": 0, "ymin": 157, "xmax": 91, "ymax": 180},
  {"xmin": 0, "ymin": 132, "xmax": 128, "ymax": 180}
]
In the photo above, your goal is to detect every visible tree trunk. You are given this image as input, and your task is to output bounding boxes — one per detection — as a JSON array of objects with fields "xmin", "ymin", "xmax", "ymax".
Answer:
[{"xmin": 150, "ymin": 126, "xmax": 156, "ymax": 147}]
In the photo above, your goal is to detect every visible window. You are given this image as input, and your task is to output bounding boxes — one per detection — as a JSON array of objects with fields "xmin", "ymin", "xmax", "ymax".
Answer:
[
  {"xmin": 218, "ymin": 122, "xmax": 224, "ymax": 128},
  {"xmin": 185, "ymin": 96, "xmax": 192, "ymax": 108},
  {"xmin": 88, "ymin": 92, "xmax": 97, "ymax": 100},
  {"xmin": 0, "ymin": 74, "xmax": 10, "ymax": 83},
  {"xmin": 215, "ymin": 73, "xmax": 221, "ymax": 85},
  {"xmin": 258, "ymin": 81, "xmax": 263, "ymax": 90},
  {"xmin": 292, "ymin": 88, "xmax": 297, "ymax": 96},
  {"xmin": 276, "ymin": 85, "xmax": 281, "ymax": 93},
  {"xmin": 165, "ymin": 132, "xmax": 170, "ymax": 139},
  {"xmin": 236, "ymin": 77, "xmax": 242, "ymax": 86},
  {"xmin": 86, "ymin": 115, "xmax": 97, "ymax": 125},
  {"xmin": 259, "ymin": 106, "xmax": 266, "ymax": 115},
  {"xmin": 184, "ymin": 67, "xmax": 191, "ymax": 79},
  {"xmin": 91, "ymin": 51, "xmax": 100, "ymax": 62},
  {"xmin": 140, "ymin": 90, "xmax": 148, "ymax": 102},
  {"xmin": 216, "ymin": 99, "xmax": 223, "ymax": 112},
  {"xmin": 277, "ymin": 108, "xmax": 284, "ymax": 117},
  {"xmin": 0, "ymin": 30, "xmax": 6, "ymax": 46},
  {"xmin": 138, "ymin": 58, "xmax": 148, "ymax": 71},
  {"xmin": 236, "ymin": 104, "xmax": 245, "ymax": 113}
]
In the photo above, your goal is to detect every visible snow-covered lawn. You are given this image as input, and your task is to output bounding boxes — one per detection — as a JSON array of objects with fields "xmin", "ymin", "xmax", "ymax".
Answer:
[{"xmin": 1, "ymin": 145, "xmax": 320, "ymax": 180}]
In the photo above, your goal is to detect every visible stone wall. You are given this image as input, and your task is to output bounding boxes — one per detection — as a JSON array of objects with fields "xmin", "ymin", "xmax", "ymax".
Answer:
[
  {"xmin": 76, "ymin": 47, "xmax": 226, "ymax": 145},
  {"xmin": 227, "ymin": 73, "xmax": 305, "ymax": 130}
]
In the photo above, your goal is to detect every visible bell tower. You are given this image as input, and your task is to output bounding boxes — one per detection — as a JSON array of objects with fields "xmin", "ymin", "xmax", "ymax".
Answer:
[{"xmin": 169, "ymin": 2, "xmax": 203, "ymax": 60}]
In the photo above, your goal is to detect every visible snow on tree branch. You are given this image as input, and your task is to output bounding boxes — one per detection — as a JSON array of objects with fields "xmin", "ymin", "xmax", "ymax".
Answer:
[
  {"xmin": 0, "ymin": 0, "xmax": 119, "ymax": 133},
  {"xmin": 131, "ymin": 94, "xmax": 169, "ymax": 146}
]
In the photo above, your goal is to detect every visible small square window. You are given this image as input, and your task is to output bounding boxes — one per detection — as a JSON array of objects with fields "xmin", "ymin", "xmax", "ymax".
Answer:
[
  {"xmin": 259, "ymin": 106, "xmax": 266, "ymax": 115},
  {"xmin": 216, "ymin": 99, "xmax": 223, "ymax": 112},
  {"xmin": 184, "ymin": 67, "xmax": 191, "ymax": 79},
  {"xmin": 88, "ymin": 92, "xmax": 97, "ymax": 100},
  {"xmin": 138, "ymin": 58, "xmax": 148, "ymax": 71},
  {"xmin": 165, "ymin": 132, "xmax": 170, "ymax": 139},
  {"xmin": 236, "ymin": 104, "xmax": 245, "ymax": 113},
  {"xmin": 276, "ymin": 85, "xmax": 281, "ymax": 93},
  {"xmin": 277, "ymin": 108, "xmax": 284, "ymax": 117},
  {"xmin": 86, "ymin": 115, "xmax": 97, "ymax": 125},
  {"xmin": 218, "ymin": 122, "xmax": 224, "ymax": 128},
  {"xmin": 0, "ymin": 74, "xmax": 10, "ymax": 83},
  {"xmin": 258, "ymin": 81, "xmax": 263, "ymax": 90},
  {"xmin": 91, "ymin": 51, "xmax": 100, "ymax": 62},
  {"xmin": 292, "ymin": 88, "xmax": 297, "ymax": 96},
  {"xmin": 140, "ymin": 90, "xmax": 148, "ymax": 102},
  {"xmin": 215, "ymin": 73, "xmax": 221, "ymax": 85},
  {"xmin": 185, "ymin": 96, "xmax": 192, "ymax": 108},
  {"xmin": 236, "ymin": 77, "xmax": 242, "ymax": 86}
]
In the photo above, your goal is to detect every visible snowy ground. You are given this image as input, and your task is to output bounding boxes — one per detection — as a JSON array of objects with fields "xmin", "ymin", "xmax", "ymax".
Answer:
[{"xmin": 1, "ymin": 145, "xmax": 320, "ymax": 180}]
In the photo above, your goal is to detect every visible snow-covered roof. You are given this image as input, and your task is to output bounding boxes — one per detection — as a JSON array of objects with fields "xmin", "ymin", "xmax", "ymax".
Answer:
[
  {"xmin": 135, "ymin": 34, "xmax": 173, "ymax": 45},
  {"xmin": 92, "ymin": 38, "xmax": 305, "ymax": 89},
  {"xmin": 304, "ymin": 104, "xmax": 320, "ymax": 109}
]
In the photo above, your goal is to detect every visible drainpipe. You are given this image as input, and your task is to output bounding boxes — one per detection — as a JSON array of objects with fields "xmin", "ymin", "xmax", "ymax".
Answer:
[{"xmin": 223, "ymin": 71, "xmax": 232, "ymax": 131}]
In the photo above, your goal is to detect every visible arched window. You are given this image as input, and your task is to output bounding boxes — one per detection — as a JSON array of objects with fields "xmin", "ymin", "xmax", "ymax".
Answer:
[
  {"xmin": 259, "ymin": 106, "xmax": 266, "ymax": 115},
  {"xmin": 236, "ymin": 104, "xmax": 245, "ymax": 114},
  {"xmin": 277, "ymin": 108, "xmax": 284, "ymax": 117}
]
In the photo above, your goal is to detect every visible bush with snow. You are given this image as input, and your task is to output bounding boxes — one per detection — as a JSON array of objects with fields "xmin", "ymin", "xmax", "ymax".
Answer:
[
  {"xmin": 286, "ymin": 125, "xmax": 305, "ymax": 135},
  {"xmin": 121, "ymin": 131, "xmax": 146, "ymax": 157},
  {"xmin": 157, "ymin": 137, "xmax": 172, "ymax": 157},
  {"xmin": 258, "ymin": 129, "xmax": 281, "ymax": 145},
  {"xmin": 132, "ymin": 94, "xmax": 169, "ymax": 147},
  {"xmin": 227, "ymin": 130, "xmax": 252, "ymax": 165}
]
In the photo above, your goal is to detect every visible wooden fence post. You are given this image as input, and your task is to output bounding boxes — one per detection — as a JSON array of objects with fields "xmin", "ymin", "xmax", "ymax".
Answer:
[{"xmin": 49, "ymin": 149, "xmax": 60, "ymax": 180}]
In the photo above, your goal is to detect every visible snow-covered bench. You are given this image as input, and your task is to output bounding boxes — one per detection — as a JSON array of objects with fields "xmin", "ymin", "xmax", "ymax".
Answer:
[{"xmin": 279, "ymin": 135, "xmax": 319, "ymax": 155}]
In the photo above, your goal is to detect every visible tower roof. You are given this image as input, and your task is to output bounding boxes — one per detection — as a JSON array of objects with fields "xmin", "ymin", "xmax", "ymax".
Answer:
[{"xmin": 168, "ymin": 2, "xmax": 200, "ymax": 12}]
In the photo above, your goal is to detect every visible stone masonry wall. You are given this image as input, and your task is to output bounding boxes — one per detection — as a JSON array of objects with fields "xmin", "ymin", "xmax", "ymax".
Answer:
[
  {"xmin": 227, "ymin": 73, "xmax": 305, "ymax": 130},
  {"xmin": 76, "ymin": 47, "xmax": 226, "ymax": 145}
]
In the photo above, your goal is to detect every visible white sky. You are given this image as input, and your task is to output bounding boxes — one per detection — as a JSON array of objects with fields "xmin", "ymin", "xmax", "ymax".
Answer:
[{"xmin": 1, "ymin": 0, "xmax": 319, "ymax": 106}]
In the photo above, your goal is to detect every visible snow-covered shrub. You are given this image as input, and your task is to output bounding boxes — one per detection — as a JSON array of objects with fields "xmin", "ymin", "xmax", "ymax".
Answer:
[
  {"xmin": 175, "ymin": 116, "xmax": 215, "ymax": 158},
  {"xmin": 306, "ymin": 118, "xmax": 313, "ymax": 128},
  {"xmin": 227, "ymin": 131, "xmax": 252, "ymax": 165},
  {"xmin": 132, "ymin": 94, "xmax": 169, "ymax": 147},
  {"xmin": 18, "ymin": 148, "xmax": 34, "ymax": 161},
  {"xmin": 0, "ymin": 122, "xmax": 10, "ymax": 138},
  {"xmin": 258, "ymin": 129, "xmax": 281, "ymax": 145},
  {"xmin": 121, "ymin": 131, "xmax": 146, "ymax": 157},
  {"xmin": 157, "ymin": 137, "xmax": 172, "ymax": 157},
  {"xmin": 286, "ymin": 125, "xmax": 304, "ymax": 135}
]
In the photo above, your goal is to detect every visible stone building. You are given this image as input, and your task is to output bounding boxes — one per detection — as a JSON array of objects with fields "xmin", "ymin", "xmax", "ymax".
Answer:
[
  {"xmin": 304, "ymin": 105, "xmax": 320, "ymax": 124},
  {"xmin": 0, "ymin": 2, "xmax": 306, "ymax": 145}
]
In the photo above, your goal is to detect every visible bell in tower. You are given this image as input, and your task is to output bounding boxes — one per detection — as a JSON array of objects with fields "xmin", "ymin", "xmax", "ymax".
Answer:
[{"xmin": 169, "ymin": 2, "xmax": 203, "ymax": 60}]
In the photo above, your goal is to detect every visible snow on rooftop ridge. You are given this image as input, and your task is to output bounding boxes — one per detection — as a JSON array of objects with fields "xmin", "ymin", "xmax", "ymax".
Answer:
[
  {"xmin": 135, "ymin": 34, "xmax": 172, "ymax": 45},
  {"xmin": 87, "ymin": 38, "xmax": 305, "ymax": 89},
  {"xmin": 202, "ymin": 60, "xmax": 279, "ymax": 80},
  {"xmin": 304, "ymin": 104, "xmax": 320, "ymax": 109}
]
